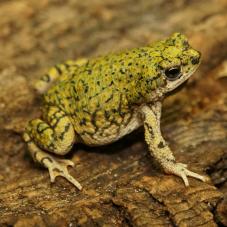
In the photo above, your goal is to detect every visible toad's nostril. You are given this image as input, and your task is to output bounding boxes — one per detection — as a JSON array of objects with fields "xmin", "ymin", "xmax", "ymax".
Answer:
[{"xmin": 191, "ymin": 56, "xmax": 200, "ymax": 65}]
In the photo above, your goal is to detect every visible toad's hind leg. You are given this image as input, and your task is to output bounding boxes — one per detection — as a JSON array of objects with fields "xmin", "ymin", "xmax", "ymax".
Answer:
[{"xmin": 23, "ymin": 106, "xmax": 82, "ymax": 190}]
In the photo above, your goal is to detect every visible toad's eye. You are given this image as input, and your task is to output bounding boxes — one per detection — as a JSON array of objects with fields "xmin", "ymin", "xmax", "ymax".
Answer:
[{"xmin": 165, "ymin": 66, "xmax": 182, "ymax": 80}]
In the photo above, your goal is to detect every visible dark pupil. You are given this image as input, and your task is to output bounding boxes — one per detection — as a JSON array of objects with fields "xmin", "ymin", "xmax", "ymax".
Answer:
[{"xmin": 165, "ymin": 67, "xmax": 181, "ymax": 80}]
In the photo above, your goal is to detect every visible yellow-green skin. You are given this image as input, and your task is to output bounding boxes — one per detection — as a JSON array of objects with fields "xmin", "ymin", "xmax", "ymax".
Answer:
[
  {"xmin": 24, "ymin": 33, "xmax": 205, "ymax": 189},
  {"xmin": 40, "ymin": 33, "xmax": 198, "ymax": 144}
]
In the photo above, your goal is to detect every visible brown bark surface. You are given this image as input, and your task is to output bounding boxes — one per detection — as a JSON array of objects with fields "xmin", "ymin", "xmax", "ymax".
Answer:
[{"xmin": 0, "ymin": 0, "xmax": 227, "ymax": 226}]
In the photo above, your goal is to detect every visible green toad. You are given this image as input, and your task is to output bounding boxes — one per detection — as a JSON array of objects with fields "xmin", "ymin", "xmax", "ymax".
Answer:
[{"xmin": 23, "ymin": 33, "xmax": 206, "ymax": 189}]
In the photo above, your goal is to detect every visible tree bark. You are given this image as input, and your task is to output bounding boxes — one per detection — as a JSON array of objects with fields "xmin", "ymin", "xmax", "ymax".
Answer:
[{"xmin": 0, "ymin": 0, "xmax": 227, "ymax": 226}]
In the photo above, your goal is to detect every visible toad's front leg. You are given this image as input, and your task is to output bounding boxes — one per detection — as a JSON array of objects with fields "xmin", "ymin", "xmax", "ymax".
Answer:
[{"xmin": 141, "ymin": 104, "xmax": 207, "ymax": 186}]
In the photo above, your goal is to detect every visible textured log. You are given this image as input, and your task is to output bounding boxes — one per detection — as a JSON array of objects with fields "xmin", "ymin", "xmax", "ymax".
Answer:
[{"xmin": 0, "ymin": 0, "xmax": 227, "ymax": 226}]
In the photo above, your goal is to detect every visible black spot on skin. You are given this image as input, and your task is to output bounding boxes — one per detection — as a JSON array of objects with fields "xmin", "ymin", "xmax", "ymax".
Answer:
[
  {"xmin": 144, "ymin": 122, "xmax": 154, "ymax": 139},
  {"xmin": 158, "ymin": 141, "xmax": 165, "ymax": 149},
  {"xmin": 104, "ymin": 110, "xmax": 110, "ymax": 119},
  {"xmin": 87, "ymin": 69, "xmax": 92, "ymax": 75},
  {"xmin": 59, "ymin": 123, "xmax": 71, "ymax": 141},
  {"xmin": 146, "ymin": 78, "xmax": 153, "ymax": 84},
  {"xmin": 65, "ymin": 123, "xmax": 70, "ymax": 132},
  {"xmin": 84, "ymin": 86, "xmax": 89, "ymax": 93},
  {"xmin": 166, "ymin": 158, "xmax": 176, "ymax": 163},
  {"xmin": 182, "ymin": 40, "xmax": 189, "ymax": 49},
  {"xmin": 105, "ymin": 94, "xmax": 113, "ymax": 103},
  {"xmin": 79, "ymin": 118, "xmax": 86, "ymax": 126},
  {"xmin": 137, "ymin": 53, "xmax": 141, "ymax": 58},
  {"xmin": 119, "ymin": 69, "xmax": 125, "ymax": 74},
  {"xmin": 191, "ymin": 56, "xmax": 200, "ymax": 65}
]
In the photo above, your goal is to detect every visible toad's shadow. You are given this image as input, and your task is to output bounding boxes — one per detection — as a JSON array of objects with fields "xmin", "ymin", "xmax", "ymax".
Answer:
[{"xmin": 68, "ymin": 128, "xmax": 145, "ymax": 158}]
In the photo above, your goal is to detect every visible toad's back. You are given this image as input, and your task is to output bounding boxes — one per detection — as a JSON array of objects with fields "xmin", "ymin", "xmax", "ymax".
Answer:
[{"xmin": 42, "ymin": 51, "xmax": 146, "ymax": 145}]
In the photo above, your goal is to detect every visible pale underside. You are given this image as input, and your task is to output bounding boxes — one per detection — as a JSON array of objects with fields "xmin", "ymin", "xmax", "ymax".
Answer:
[{"xmin": 76, "ymin": 111, "xmax": 143, "ymax": 146}]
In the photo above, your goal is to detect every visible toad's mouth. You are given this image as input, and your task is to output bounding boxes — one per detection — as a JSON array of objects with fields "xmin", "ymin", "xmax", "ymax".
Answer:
[{"xmin": 166, "ymin": 80, "xmax": 188, "ymax": 97}]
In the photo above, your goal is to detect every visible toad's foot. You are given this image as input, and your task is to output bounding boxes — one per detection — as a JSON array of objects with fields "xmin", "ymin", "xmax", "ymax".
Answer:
[
  {"xmin": 164, "ymin": 162, "xmax": 208, "ymax": 186},
  {"xmin": 42, "ymin": 157, "xmax": 82, "ymax": 190}
]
